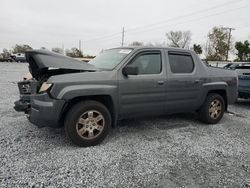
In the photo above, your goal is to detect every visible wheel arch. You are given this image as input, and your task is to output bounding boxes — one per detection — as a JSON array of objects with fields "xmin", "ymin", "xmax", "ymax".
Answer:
[{"xmin": 59, "ymin": 95, "xmax": 116, "ymax": 127}]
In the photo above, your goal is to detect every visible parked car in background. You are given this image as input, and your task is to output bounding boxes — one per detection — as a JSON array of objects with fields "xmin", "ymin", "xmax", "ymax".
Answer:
[
  {"xmin": 12, "ymin": 53, "xmax": 26, "ymax": 62},
  {"xmin": 223, "ymin": 63, "xmax": 238, "ymax": 69},
  {"xmin": 235, "ymin": 63, "xmax": 250, "ymax": 99},
  {"xmin": 0, "ymin": 55, "xmax": 15, "ymax": 62},
  {"xmin": 14, "ymin": 48, "xmax": 238, "ymax": 147},
  {"xmin": 224, "ymin": 62, "xmax": 250, "ymax": 99}
]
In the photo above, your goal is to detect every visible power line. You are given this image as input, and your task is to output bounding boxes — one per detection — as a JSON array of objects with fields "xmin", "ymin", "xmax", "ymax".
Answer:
[
  {"xmin": 81, "ymin": 0, "xmax": 245, "ymax": 44},
  {"xmin": 125, "ymin": 4, "xmax": 250, "ymax": 36},
  {"xmin": 83, "ymin": 1, "xmax": 249, "ymax": 45},
  {"xmin": 126, "ymin": 0, "xmax": 245, "ymax": 33},
  {"xmin": 73, "ymin": 0, "xmax": 249, "ymax": 46}
]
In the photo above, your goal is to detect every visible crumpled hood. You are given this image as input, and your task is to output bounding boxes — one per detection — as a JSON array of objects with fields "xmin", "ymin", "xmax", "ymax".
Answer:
[{"xmin": 25, "ymin": 49, "xmax": 98, "ymax": 77}]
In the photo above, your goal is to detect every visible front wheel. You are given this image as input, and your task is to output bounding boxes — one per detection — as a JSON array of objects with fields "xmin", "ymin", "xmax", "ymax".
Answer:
[
  {"xmin": 64, "ymin": 100, "xmax": 111, "ymax": 147},
  {"xmin": 199, "ymin": 93, "xmax": 225, "ymax": 124}
]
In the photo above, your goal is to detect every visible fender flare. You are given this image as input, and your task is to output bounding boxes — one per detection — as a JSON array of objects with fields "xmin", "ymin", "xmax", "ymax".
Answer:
[{"xmin": 199, "ymin": 82, "xmax": 228, "ymax": 108}]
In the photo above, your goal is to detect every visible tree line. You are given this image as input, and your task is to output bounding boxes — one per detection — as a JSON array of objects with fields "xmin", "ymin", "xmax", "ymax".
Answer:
[
  {"xmin": 1, "ymin": 26, "xmax": 249, "ymax": 61},
  {"xmin": 0, "ymin": 45, "xmax": 95, "ymax": 59}
]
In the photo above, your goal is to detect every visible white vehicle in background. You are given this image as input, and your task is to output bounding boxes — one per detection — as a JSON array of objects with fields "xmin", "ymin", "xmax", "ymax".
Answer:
[{"xmin": 12, "ymin": 53, "xmax": 26, "ymax": 62}]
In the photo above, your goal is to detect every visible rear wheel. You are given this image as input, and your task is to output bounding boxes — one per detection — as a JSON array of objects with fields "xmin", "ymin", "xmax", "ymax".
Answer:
[
  {"xmin": 199, "ymin": 93, "xmax": 225, "ymax": 124},
  {"xmin": 64, "ymin": 100, "xmax": 111, "ymax": 147}
]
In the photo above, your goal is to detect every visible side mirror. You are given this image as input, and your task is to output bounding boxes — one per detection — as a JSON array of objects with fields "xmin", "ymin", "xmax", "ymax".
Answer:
[{"xmin": 122, "ymin": 65, "xmax": 138, "ymax": 76}]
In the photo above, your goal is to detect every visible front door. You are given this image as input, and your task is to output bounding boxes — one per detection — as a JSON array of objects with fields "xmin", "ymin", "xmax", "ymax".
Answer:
[{"xmin": 118, "ymin": 50, "xmax": 166, "ymax": 119}]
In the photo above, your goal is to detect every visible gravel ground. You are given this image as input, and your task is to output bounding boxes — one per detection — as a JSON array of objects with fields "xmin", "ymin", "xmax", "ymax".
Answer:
[{"xmin": 0, "ymin": 62, "xmax": 249, "ymax": 188}]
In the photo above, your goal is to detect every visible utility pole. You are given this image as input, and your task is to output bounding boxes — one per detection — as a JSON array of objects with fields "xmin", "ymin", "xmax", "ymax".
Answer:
[
  {"xmin": 79, "ymin": 40, "xmax": 82, "ymax": 53},
  {"xmin": 62, "ymin": 43, "xmax": 64, "ymax": 55},
  {"xmin": 205, "ymin": 32, "xmax": 210, "ymax": 58},
  {"xmin": 222, "ymin": 27, "xmax": 235, "ymax": 61},
  {"xmin": 121, "ymin": 27, "xmax": 125, "ymax": 46}
]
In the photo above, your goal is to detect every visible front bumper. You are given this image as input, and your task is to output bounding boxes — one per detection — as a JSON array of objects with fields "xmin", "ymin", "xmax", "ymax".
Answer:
[
  {"xmin": 14, "ymin": 80, "xmax": 66, "ymax": 128},
  {"xmin": 14, "ymin": 100, "xmax": 30, "ymax": 112},
  {"xmin": 29, "ymin": 93, "xmax": 65, "ymax": 128}
]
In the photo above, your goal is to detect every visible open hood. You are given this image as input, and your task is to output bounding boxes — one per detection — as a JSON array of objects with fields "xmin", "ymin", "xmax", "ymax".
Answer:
[{"xmin": 25, "ymin": 50, "xmax": 98, "ymax": 77}]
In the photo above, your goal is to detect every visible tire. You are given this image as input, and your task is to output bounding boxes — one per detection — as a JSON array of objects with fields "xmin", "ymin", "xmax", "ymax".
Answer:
[
  {"xmin": 64, "ymin": 100, "xmax": 111, "ymax": 147},
  {"xmin": 199, "ymin": 93, "xmax": 225, "ymax": 124}
]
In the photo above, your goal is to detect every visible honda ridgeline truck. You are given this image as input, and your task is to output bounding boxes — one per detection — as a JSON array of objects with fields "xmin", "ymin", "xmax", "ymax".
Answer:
[{"xmin": 14, "ymin": 47, "xmax": 238, "ymax": 147}]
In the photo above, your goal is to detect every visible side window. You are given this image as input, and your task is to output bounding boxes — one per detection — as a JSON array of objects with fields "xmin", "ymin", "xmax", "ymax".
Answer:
[
  {"xmin": 130, "ymin": 52, "xmax": 161, "ymax": 74},
  {"xmin": 168, "ymin": 52, "xmax": 194, "ymax": 73}
]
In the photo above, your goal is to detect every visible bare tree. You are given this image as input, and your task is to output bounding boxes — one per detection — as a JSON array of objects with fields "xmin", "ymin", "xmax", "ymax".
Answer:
[{"xmin": 166, "ymin": 30, "xmax": 192, "ymax": 49}]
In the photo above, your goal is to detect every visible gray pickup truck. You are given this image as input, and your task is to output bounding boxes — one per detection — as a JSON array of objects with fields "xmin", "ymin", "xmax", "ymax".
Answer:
[{"xmin": 14, "ymin": 47, "xmax": 238, "ymax": 147}]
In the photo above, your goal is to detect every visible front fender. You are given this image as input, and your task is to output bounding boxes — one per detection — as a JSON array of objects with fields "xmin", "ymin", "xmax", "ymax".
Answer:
[
  {"xmin": 54, "ymin": 84, "xmax": 119, "ymax": 127},
  {"xmin": 56, "ymin": 84, "xmax": 118, "ymax": 100}
]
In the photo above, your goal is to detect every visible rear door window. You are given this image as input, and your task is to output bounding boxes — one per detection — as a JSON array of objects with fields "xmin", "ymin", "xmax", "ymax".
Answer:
[{"xmin": 168, "ymin": 52, "xmax": 194, "ymax": 73}]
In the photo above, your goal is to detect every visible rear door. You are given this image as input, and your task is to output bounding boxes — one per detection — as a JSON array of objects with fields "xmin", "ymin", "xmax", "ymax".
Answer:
[
  {"xmin": 118, "ymin": 50, "xmax": 167, "ymax": 118},
  {"xmin": 164, "ymin": 50, "xmax": 203, "ymax": 113}
]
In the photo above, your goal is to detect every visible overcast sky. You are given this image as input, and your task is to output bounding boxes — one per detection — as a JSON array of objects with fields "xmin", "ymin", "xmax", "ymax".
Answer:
[{"xmin": 1, "ymin": 0, "xmax": 250, "ymax": 55}]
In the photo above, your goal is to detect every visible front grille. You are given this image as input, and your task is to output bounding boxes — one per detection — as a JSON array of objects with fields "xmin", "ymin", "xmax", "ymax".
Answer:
[{"xmin": 18, "ymin": 81, "xmax": 31, "ymax": 94}]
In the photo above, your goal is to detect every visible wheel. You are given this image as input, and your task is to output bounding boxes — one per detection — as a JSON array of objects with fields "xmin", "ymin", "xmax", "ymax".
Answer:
[
  {"xmin": 199, "ymin": 93, "xmax": 225, "ymax": 124},
  {"xmin": 64, "ymin": 100, "xmax": 111, "ymax": 147}
]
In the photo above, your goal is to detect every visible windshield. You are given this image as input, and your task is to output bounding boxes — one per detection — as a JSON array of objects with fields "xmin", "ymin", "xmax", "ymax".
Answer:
[{"xmin": 89, "ymin": 48, "xmax": 133, "ymax": 69}]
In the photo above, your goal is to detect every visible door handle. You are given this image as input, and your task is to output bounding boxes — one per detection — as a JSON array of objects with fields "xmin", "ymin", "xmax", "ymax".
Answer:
[
  {"xmin": 194, "ymin": 79, "xmax": 200, "ymax": 84},
  {"xmin": 157, "ymin": 80, "xmax": 164, "ymax": 85}
]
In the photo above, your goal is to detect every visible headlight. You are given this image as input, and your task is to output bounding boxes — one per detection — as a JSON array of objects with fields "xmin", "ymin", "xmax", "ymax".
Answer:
[{"xmin": 39, "ymin": 82, "xmax": 52, "ymax": 93}]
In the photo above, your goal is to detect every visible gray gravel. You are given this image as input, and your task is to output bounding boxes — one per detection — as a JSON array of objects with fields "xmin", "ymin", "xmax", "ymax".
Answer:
[{"xmin": 0, "ymin": 62, "xmax": 249, "ymax": 188}]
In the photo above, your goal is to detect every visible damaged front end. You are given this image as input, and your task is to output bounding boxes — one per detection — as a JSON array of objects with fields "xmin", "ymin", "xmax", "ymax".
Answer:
[
  {"xmin": 14, "ymin": 49, "xmax": 98, "ymax": 126},
  {"xmin": 14, "ymin": 80, "xmax": 37, "ymax": 116}
]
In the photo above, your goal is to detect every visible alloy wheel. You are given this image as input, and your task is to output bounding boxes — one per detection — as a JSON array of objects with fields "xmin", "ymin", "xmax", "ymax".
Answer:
[
  {"xmin": 76, "ymin": 110, "xmax": 105, "ymax": 140},
  {"xmin": 208, "ymin": 99, "xmax": 222, "ymax": 120}
]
